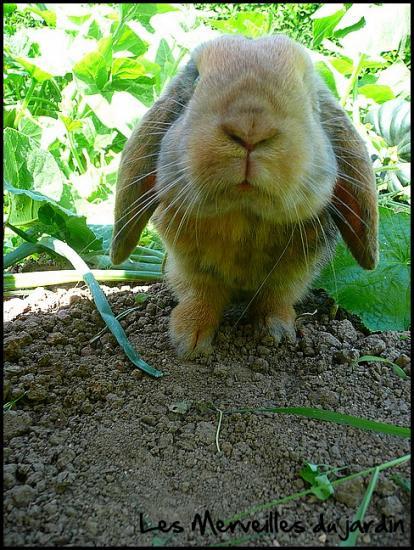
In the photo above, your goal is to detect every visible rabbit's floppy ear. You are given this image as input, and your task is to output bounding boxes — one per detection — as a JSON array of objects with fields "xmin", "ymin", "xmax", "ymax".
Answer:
[
  {"xmin": 318, "ymin": 82, "xmax": 379, "ymax": 270},
  {"xmin": 110, "ymin": 60, "xmax": 199, "ymax": 265}
]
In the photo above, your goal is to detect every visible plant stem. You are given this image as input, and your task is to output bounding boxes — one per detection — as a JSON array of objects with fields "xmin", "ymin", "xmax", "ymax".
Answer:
[
  {"xmin": 4, "ymin": 269, "xmax": 163, "ymax": 290},
  {"xmin": 340, "ymin": 52, "xmax": 365, "ymax": 107},
  {"xmin": 14, "ymin": 79, "xmax": 36, "ymax": 126}
]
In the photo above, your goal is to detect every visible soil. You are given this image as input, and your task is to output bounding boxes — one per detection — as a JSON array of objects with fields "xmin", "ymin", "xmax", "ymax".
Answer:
[{"xmin": 3, "ymin": 281, "xmax": 411, "ymax": 547}]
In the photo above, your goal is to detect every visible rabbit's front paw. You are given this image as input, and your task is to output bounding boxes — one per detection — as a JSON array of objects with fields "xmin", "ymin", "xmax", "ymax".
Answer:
[
  {"xmin": 266, "ymin": 315, "xmax": 297, "ymax": 345},
  {"xmin": 169, "ymin": 300, "xmax": 219, "ymax": 359},
  {"xmin": 251, "ymin": 300, "xmax": 297, "ymax": 345}
]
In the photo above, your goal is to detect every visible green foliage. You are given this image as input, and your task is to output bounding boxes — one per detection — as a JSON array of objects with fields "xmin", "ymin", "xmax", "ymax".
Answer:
[
  {"xmin": 299, "ymin": 463, "xmax": 335, "ymax": 500},
  {"xmin": 315, "ymin": 207, "xmax": 410, "ymax": 331},
  {"xmin": 3, "ymin": 3, "xmax": 411, "ymax": 332}
]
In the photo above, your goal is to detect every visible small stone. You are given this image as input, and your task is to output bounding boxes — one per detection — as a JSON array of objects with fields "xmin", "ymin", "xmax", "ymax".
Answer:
[
  {"xmin": 80, "ymin": 346, "xmax": 94, "ymax": 357},
  {"xmin": 257, "ymin": 345, "xmax": 270, "ymax": 356},
  {"xmin": 333, "ymin": 348, "xmax": 360, "ymax": 364},
  {"xmin": 395, "ymin": 354, "xmax": 410, "ymax": 367},
  {"xmin": 8, "ymin": 484, "xmax": 36, "ymax": 507},
  {"xmin": 85, "ymin": 519, "xmax": 99, "ymax": 536},
  {"xmin": 4, "ymin": 332, "xmax": 32, "ymax": 360},
  {"xmin": 106, "ymin": 393, "xmax": 123, "ymax": 407},
  {"xmin": 195, "ymin": 421, "xmax": 216, "ymax": 445},
  {"xmin": 158, "ymin": 433, "xmax": 173, "ymax": 449},
  {"xmin": 317, "ymin": 332, "xmax": 341, "ymax": 348},
  {"xmin": 334, "ymin": 477, "xmax": 364, "ymax": 508},
  {"xmin": 46, "ymin": 332, "xmax": 67, "ymax": 345},
  {"xmin": 213, "ymin": 365, "xmax": 230, "ymax": 378},
  {"xmin": 377, "ymin": 479, "xmax": 397, "ymax": 497},
  {"xmin": 131, "ymin": 369, "xmax": 144, "ymax": 380},
  {"xmin": 181, "ymin": 481, "xmax": 191, "ymax": 493},
  {"xmin": 3, "ymin": 410, "xmax": 32, "ymax": 441},
  {"xmin": 27, "ymin": 383, "xmax": 48, "ymax": 401},
  {"xmin": 3, "ymin": 464, "xmax": 17, "ymax": 490},
  {"xmin": 3, "ymin": 379, "xmax": 11, "ymax": 401},
  {"xmin": 261, "ymin": 335, "xmax": 275, "ymax": 346},
  {"xmin": 141, "ymin": 415, "xmax": 158, "ymax": 426},
  {"xmin": 363, "ymin": 335, "xmax": 386, "ymax": 355},
  {"xmin": 250, "ymin": 357, "xmax": 269, "ymax": 373},
  {"xmin": 377, "ymin": 495, "xmax": 403, "ymax": 517},
  {"xmin": 335, "ymin": 320, "xmax": 358, "ymax": 343},
  {"xmin": 54, "ymin": 471, "xmax": 76, "ymax": 493}
]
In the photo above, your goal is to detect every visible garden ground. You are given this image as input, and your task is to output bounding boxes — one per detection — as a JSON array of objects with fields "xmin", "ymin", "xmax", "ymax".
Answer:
[{"xmin": 3, "ymin": 281, "xmax": 411, "ymax": 547}]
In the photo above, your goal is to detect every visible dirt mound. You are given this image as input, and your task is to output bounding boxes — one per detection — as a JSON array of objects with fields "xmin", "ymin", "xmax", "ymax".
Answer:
[{"xmin": 3, "ymin": 283, "xmax": 411, "ymax": 546}]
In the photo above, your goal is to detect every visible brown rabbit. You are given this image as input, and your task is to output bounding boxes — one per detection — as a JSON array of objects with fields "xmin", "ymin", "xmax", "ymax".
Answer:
[{"xmin": 111, "ymin": 34, "xmax": 378, "ymax": 358}]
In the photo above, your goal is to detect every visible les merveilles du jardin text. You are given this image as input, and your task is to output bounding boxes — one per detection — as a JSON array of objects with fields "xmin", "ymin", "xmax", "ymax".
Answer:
[{"xmin": 139, "ymin": 510, "xmax": 404, "ymax": 541}]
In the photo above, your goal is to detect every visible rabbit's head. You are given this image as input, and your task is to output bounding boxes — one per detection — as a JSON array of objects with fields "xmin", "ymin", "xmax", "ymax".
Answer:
[{"xmin": 111, "ymin": 34, "xmax": 378, "ymax": 270}]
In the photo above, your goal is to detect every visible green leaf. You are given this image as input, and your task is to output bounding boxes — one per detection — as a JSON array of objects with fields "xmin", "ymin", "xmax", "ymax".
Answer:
[
  {"xmin": 300, "ymin": 463, "xmax": 320, "ymax": 484},
  {"xmin": 4, "ymin": 182, "xmax": 102, "ymax": 254},
  {"xmin": 333, "ymin": 16, "xmax": 365, "ymax": 39},
  {"xmin": 358, "ymin": 84, "xmax": 395, "ymax": 104},
  {"xmin": 228, "ymin": 406, "xmax": 410, "ymax": 439},
  {"xmin": 311, "ymin": 4, "xmax": 346, "ymax": 47},
  {"xmin": 120, "ymin": 3, "xmax": 178, "ymax": 32},
  {"xmin": 112, "ymin": 24, "xmax": 148, "ymax": 57},
  {"xmin": 111, "ymin": 58, "xmax": 146, "ymax": 81},
  {"xmin": 315, "ymin": 207, "xmax": 410, "ymax": 331},
  {"xmin": 25, "ymin": 5, "xmax": 56, "ymax": 27},
  {"xmin": 14, "ymin": 57, "xmax": 53, "ymax": 82},
  {"xmin": 4, "ymin": 128, "xmax": 63, "ymax": 201},
  {"xmin": 310, "ymin": 474, "xmax": 335, "ymax": 501},
  {"xmin": 209, "ymin": 12, "xmax": 269, "ymax": 38},
  {"xmin": 4, "ymin": 3, "xmax": 17, "ymax": 15},
  {"xmin": 73, "ymin": 37, "xmax": 112, "ymax": 93}
]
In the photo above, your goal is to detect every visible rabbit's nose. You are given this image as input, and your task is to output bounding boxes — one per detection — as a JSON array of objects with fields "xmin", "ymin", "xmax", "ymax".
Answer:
[{"xmin": 221, "ymin": 122, "xmax": 278, "ymax": 151}]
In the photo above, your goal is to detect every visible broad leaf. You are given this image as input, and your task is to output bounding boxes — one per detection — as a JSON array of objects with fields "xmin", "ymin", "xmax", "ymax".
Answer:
[
  {"xmin": 4, "ymin": 182, "xmax": 103, "ymax": 253},
  {"xmin": 4, "ymin": 128, "xmax": 63, "ymax": 201},
  {"xmin": 112, "ymin": 24, "xmax": 148, "ymax": 57},
  {"xmin": 73, "ymin": 36, "xmax": 112, "ymax": 93},
  {"xmin": 120, "ymin": 3, "xmax": 178, "ymax": 32},
  {"xmin": 311, "ymin": 4, "xmax": 346, "ymax": 47},
  {"xmin": 358, "ymin": 84, "xmax": 395, "ymax": 104},
  {"xmin": 315, "ymin": 207, "xmax": 410, "ymax": 331}
]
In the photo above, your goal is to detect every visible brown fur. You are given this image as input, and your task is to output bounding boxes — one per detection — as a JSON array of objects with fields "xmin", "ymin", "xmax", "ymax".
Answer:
[{"xmin": 111, "ymin": 34, "xmax": 378, "ymax": 357}]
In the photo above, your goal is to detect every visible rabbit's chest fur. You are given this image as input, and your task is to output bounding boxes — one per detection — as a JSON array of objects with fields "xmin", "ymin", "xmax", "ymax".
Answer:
[{"xmin": 155, "ymin": 205, "xmax": 336, "ymax": 293}]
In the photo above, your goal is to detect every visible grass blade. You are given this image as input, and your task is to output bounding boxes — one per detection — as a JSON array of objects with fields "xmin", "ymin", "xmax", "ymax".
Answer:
[
  {"xmin": 225, "ymin": 406, "xmax": 410, "ymax": 439},
  {"xmin": 355, "ymin": 355, "xmax": 408, "ymax": 380},
  {"xmin": 339, "ymin": 467, "xmax": 380, "ymax": 546},
  {"xmin": 35, "ymin": 237, "xmax": 164, "ymax": 378}
]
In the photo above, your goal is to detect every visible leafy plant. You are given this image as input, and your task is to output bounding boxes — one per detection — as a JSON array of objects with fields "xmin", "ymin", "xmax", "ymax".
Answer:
[
  {"xmin": 315, "ymin": 206, "xmax": 410, "ymax": 331},
  {"xmin": 299, "ymin": 463, "xmax": 335, "ymax": 500}
]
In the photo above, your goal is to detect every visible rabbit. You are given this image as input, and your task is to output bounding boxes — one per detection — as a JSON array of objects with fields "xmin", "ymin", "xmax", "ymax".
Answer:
[{"xmin": 111, "ymin": 34, "xmax": 378, "ymax": 358}]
